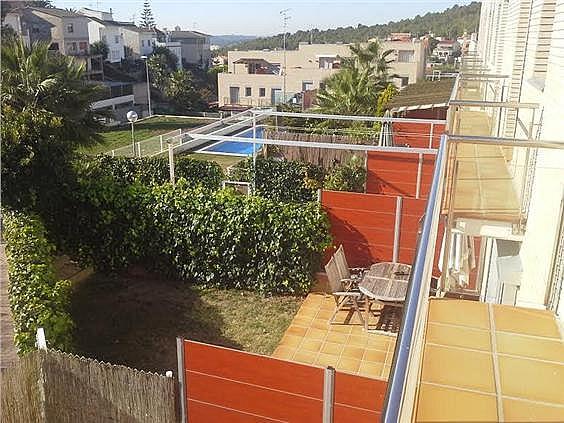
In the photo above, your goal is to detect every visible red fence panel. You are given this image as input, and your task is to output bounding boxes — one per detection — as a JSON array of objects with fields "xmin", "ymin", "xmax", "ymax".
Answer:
[
  {"xmin": 366, "ymin": 152, "xmax": 436, "ymax": 198},
  {"xmin": 182, "ymin": 341, "xmax": 389, "ymax": 422},
  {"xmin": 392, "ymin": 122, "xmax": 445, "ymax": 149},
  {"xmin": 334, "ymin": 371, "xmax": 387, "ymax": 422},
  {"xmin": 321, "ymin": 190, "xmax": 429, "ymax": 268},
  {"xmin": 183, "ymin": 341, "xmax": 324, "ymax": 422}
]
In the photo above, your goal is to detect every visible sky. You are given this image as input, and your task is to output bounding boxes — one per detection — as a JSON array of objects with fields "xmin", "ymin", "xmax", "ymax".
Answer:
[{"xmin": 52, "ymin": 0, "xmax": 473, "ymax": 36}]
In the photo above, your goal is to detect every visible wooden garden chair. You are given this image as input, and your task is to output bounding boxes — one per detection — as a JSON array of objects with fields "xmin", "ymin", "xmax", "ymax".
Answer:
[
  {"xmin": 333, "ymin": 244, "xmax": 369, "ymax": 289},
  {"xmin": 325, "ymin": 255, "xmax": 365, "ymax": 325}
]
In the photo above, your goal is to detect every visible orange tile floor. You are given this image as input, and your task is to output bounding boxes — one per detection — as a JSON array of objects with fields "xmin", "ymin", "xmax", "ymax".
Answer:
[
  {"xmin": 416, "ymin": 299, "xmax": 564, "ymax": 422},
  {"xmin": 272, "ymin": 293, "xmax": 397, "ymax": 380}
]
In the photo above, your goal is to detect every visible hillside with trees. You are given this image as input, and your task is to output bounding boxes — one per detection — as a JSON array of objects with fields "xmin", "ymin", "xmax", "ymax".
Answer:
[{"xmin": 225, "ymin": 2, "xmax": 479, "ymax": 51}]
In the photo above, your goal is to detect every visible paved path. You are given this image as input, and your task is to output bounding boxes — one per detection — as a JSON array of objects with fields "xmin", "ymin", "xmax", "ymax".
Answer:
[{"xmin": 0, "ymin": 244, "xmax": 18, "ymax": 370}]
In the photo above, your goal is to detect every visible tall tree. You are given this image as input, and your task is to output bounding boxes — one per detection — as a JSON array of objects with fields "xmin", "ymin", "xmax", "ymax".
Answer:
[
  {"xmin": 1, "ymin": 39, "xmax": 105, "ymax": 207},
  {"xmin": 139, "ymin": 0, "xmax": 156, "ymax": 29}
]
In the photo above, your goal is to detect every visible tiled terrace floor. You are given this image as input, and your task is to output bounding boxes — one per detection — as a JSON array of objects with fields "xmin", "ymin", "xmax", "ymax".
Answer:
[
  {"xmin": 272, "ymin": 293, "xmax": 397, "ymax": 380},
  {"xmin": 416, "ymin": 299, "xmax": 564, "ymax": 422}
]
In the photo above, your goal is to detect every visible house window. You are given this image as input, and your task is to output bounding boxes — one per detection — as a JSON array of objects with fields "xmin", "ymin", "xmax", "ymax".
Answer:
[
  {"xmin": 245, "ymin": 87, "xmax": 252, "ymax": 97},
  {"xmin": 114, "ymin": 35, "xmax": 120, "ymax": 44},
  {"xmin": 141, "ymin": 40, "xmax": 145, "ymax": 47},
  {"xmin": 259, "ymin": 88, "xmax": 266, "ymax": 97},
  {"xmin": 397, "ymin": 50, "xmax": 414, "ymax": 63},
  {"xmin": 71, "ymin": 42, "xmax": 77, "ymax": 51},
  {"xmin": 67, "ymin": 23, "xmax": 74, "ymax": 33},
  {"xmin": 102, "ymin": 35, "xmax": 107, "ymax": 43},
  {"xmin": 79, "ymin": 41, "xmax": 88, "ymax": 51}
]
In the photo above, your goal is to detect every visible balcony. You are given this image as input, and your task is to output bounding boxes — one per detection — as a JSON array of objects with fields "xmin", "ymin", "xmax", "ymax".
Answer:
[{"xmin": 382, "ymin": 56, "xmax": 564, "ymax": 422}]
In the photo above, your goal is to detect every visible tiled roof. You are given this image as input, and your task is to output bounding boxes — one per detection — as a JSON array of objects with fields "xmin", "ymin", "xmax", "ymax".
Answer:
[
  {"xmin": 31, "ymin": 7, "xmax": 85, "ymax": 18},
  {"xmin": 387, "ymin": 78, "xmax": 455, "ymax": 109}
]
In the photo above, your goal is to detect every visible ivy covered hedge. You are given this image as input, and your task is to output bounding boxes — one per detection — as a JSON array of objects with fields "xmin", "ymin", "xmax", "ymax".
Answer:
[
  {"xmin": 3, "ymin": 210, "xmax": 74, "ymax": 353},
  {"xmin": 76, "ymin": 154, "xmax": 224, "ymax": 189},
  {"xmin": 231, "ymin": 156, "xmax": 366, "ymax": 202},
  {"xmin": 148, "ymin": 182, "xmax": 331, "ymax": 293},
  {"xmin": 47, "ymin": 175, "xmax": 331, "ymax": 294}
]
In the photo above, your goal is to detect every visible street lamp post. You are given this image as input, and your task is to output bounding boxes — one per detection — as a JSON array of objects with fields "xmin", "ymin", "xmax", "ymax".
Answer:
[
  {"xmin": 127, "ymin": 110, "xmax": 139, "ymax": 156},
  {"xmin": 141, "ymin": 55, "xmax": 152, "ymax": 116},
  {"xmin": 280, "ymin": 9, "xmax": 291, "ymax": 104}
]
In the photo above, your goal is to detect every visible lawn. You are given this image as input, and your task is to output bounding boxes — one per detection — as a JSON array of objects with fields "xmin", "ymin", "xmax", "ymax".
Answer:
[
  {"xmin": 82, "ymin": 115, "xmax": 215, "ymax": 155},
  {"xmin": 71, "ymin": 270, "xmax": 303, "ymax": 373},
  {"xmin": 186, "ymin": 152, "xmax": 243, "ymax": 170}
]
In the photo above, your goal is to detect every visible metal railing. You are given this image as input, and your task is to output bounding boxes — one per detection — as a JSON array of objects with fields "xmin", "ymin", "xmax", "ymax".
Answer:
[{"xmin": 382, "ymin": 134, "xmax": 448, "ymax": 422}]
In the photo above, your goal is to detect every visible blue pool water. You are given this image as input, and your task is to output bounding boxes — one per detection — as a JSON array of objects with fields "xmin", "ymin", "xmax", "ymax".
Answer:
[{"xmin": 200, "ymin": 127, "xmax": 264, "ymax": 156}]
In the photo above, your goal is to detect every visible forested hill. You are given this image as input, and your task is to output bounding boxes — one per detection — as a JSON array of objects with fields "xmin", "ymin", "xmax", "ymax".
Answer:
[{"xmin": 224, "ymin": 2, "xmax": 480, "ymax": 51}]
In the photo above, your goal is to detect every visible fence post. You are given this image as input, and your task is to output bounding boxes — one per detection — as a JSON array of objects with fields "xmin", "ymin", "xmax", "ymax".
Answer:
[
  {"xmin": 322, "ymin": 367, "xmax": 335, "ymax": 423},
  {"xmin": 416, "ymin": 153, "xmax": 423, "ymax": 199},
  {"xmin": 168, "ymin": 141, "xmax": 175, "ymax": 186},
  {"xmin": 176, "ymin": 338, "xmax": 187, "ymax": 423},
  {"xmin": 136, "ymin": 142, "xmax": 141, "ymax": 157},
  {"xmin": 36, "ymin": 327, "xmax": 47, "ymax": 350},
  {"xmin": 393, "ymin": 196, "xmax": 403, "ymax": 263},
  {"xmin": 429, "ymin": 123, "xmax": 434, "ymax": 148}
]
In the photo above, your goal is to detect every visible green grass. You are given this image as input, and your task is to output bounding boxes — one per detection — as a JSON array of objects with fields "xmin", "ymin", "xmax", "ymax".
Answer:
[
  {"xmin": 81, "ymin": 115, "xmax": 215, "ymax": 155},
  {"xmin": 71, "ymin": 271, "xmax": 303, "ymax": 372},
  {"xmin": 186, "ymin": 152, "xmax": 243, "ymax": 170}
]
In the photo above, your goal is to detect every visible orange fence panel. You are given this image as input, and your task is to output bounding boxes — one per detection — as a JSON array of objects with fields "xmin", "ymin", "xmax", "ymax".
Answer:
[
  {"xmin": 333, "ymin": 371, "xmax": 387, "ymax": 422},
  {"xmin": 183, "ymin": 341, "xmax": 324, "ymax": 422}
]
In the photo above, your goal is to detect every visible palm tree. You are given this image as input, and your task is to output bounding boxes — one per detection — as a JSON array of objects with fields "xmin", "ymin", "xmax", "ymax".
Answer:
[
  {"xmin": 315, "ymin": 40, "xmax": 398, "ymax": 119},
  {"xmin": 1, "ymin": 38, "xmax": 105, "ymax": 146}
]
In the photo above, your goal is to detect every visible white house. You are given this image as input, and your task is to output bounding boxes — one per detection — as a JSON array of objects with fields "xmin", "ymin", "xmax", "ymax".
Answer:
[
  {"xmin": 79, "ymin": 8, "xmax": 125, "ymax": 63},
  {"xmin": 121, "ymin": 24, "xmax": 155, "ymax": 59}
]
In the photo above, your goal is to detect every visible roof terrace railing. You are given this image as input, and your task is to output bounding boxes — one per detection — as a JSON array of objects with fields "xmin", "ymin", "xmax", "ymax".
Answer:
[{"xmin": 382, "ymin": 134, "xmax": 448, "ymax": 422}]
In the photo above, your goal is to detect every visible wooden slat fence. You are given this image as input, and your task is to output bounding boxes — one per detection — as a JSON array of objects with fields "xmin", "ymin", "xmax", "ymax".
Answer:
[
  {"xmin": 264, "ymin": 129, "xmax": 367, "ymax": 169},
  {"xmin": 1, "ymin": 349, "xmax": 177, "ymax": 422}
]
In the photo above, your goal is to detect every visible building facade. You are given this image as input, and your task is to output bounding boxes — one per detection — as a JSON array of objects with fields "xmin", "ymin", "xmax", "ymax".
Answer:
[
  {"xmin": 4, "ymin": 7, "xmax": 90, "ymax": 56},
  {"xmin": 169, "ymin": 30, "xmax": 211, "ymax": 68},
  {"xmin": 79, "ymin": 8, "xmax": 125, "ymax": 63},
  {"xmin": 467, "ymin": 0, "xmax": 564, "ymax": 315},
  {"xmin": 217, "ymin": 41, "xmax": 426, "ymax": 108},
  {"xmin": 121, "ymin": 25, "xmax": 155, "ymax": 59}
]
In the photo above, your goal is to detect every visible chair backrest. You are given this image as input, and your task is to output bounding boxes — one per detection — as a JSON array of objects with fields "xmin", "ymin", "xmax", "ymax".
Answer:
[
  {"xmin": 334, "ymin": 245, "xmax": 351, "ymax": 281},
  {"xmin": 324, "ymin": 256, "xmax": 342, "ymax": 294}
]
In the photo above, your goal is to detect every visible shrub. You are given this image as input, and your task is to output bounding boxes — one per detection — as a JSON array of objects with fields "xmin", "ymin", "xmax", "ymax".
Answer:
[
  {"xmin": 2, "ymin": 210, "xmax": 74, "ymax": 353},
  {"xmin": 147, "ymin": 182, "xmax": 332, "ymax": 294},
  {"xmin": 324, "ymin": 155, "xmax": 366, "ymax": 192},
  {"xmin": 76, "ymin": 154, "xmax": 224, "ymax": 189},
  {"xmin": 231, "ymin": 157, "xmax": 324, "ymax": 203}
]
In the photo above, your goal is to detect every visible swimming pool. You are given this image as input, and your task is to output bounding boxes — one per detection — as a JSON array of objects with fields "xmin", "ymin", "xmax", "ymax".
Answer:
[{"xmin": 198, "ymin": 127, "xmax": 264, "ymax": 156}]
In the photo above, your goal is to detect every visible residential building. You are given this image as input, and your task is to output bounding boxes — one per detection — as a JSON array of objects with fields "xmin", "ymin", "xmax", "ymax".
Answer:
[
  {"xmin": 4, "ymin": 7, "xmax": 103, "ymax": 79},
  {"xmin": 4, "ymin": 7, "xmax": 90, "ymax": 56},
  {"xmin": 432, "ymin": 39, "xmax": 461, "ymax": 63},
  {"xmin": 218, "ymin": 40, "xmax": 426, "ymax": 108},
  {"xmin": 169, "ymin": 30, "xmax": 211, "ymax": 68},
  {"xmin": 90, "ymin": 81, "xmax": 135, "ymax": 122},
  {"xmin": 153, "ymin": 30, "xmax": 182, "ymax": 69},
  {"xmin": 79, "ymin": 8, "xmax": 125, "ymax": 63},
  {"xmin": 121, "ymin": 24, "xmax": 155, "ymax": 59}
]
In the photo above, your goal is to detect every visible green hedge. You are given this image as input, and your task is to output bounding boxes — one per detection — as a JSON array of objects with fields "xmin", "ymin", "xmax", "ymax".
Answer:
[
  {"xmin": 231, "ymin": 157, "xmax": 324, "ymax": 203},
  {"xmin": 2, "ymin": 210, "xmax": 74, "ymax": 353},
  {"xmin": 231, "ymin": 155, "xmax": 366, "ymax": 202},
  {"xmin": 148, "ymin": 182, "xmax": 331, "ymax": 294},
  {"xmin": 76, "ymin": 154, "xmax": 224, "ymax": 189},
  {"xmin": 47, "ymin": 174, "xmax": 331, "ymax": 294}
]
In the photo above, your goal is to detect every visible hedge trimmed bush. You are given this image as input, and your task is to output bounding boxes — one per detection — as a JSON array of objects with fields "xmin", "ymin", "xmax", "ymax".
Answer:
[
  {"xmin": 47, "ymin": 174, "xmax": 331, "ymax": 294},
  {"xmin": 3, "ymin": 210, "xmax": 74, "ymax": 353},
  {"xmin": 147, "ymin": 182, "xmax": 331, "ymax": 294},
  {"xmin": 76, "ymin": 154, "xmax": 224, "ymax": 189},
  {"xmin": 231, "ymin": 157, "xmax": 324, "ymax": 203}
]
